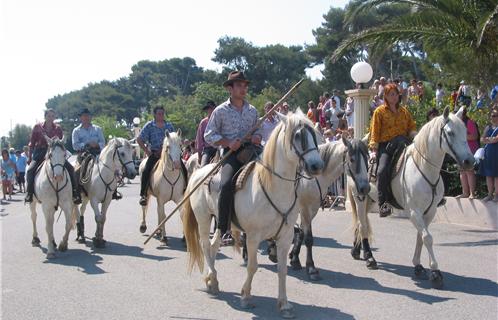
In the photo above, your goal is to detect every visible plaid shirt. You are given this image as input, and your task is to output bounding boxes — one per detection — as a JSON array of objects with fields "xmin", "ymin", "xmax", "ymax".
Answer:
[
  {"xmin": 204, "ymin": 99, "xmax": 261, "ymax": 146},
  {"xmin": 139, "ymin": 120, "xmax": 175, "ymax": 151},
  {"xmin": 29, "ymin": 122, "xmax": 63, "ymax": 152}
]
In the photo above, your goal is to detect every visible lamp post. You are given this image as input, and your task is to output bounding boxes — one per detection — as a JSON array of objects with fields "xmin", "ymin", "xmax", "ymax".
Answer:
[
  {"xmin": 345, "ymin": 61, "xmax": 377, "ymax": 139},
  {"xmin": 132, "ymin": 117, "xmax": 141, "ymax": 159}
]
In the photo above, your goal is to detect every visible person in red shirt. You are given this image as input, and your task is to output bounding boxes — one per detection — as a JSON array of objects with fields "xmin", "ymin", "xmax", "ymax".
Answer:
[{"xmin": 25, "ymin": 109, "xmax": 81, "ymax": 204}]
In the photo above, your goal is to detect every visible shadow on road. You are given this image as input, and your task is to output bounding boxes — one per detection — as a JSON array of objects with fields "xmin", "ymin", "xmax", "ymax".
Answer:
[
  {"xmin": 85, "ymin": 240, "xmax": 172, "ymax": 262},
  {"xmin": 380, "ymin": 262, "xmax": 498, "ymax": 298},
  {"xmin": 312, "ymin": 236, "xmax": 352, "ymax": 250},
  {"xmin": 211, "ymin": 290, "xmax": 355, "ymax": 320},
  {"xmin": 43, "ymin": 248, "xmax": 106, "ymax": 275},
  {"xmin": 437, "ymin": 239, "xmax": 498, "ymax": 247},
  {"xmin": 259, "ymin": 263, "xmax": 451, "ymax": 305}
]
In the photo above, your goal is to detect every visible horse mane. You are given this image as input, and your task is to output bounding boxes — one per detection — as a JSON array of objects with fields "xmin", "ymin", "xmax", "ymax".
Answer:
[
  {"xmin": 45, "ymin": 138, "xmax": 65, "ymax": 160},
  {"xmin": 160, "ymin": 132, "xmax": 182, "ymax": 163},
  {"xmin": 411, "ymin": 113, "xmax": 454, "ymax": 164},
  {"xmin": 255, "ymin": 110, "xmax": 313, "ymax": 190},
  {"xmin": 319, "ymin": 141, "xmax": 343, "ymax": 172}
]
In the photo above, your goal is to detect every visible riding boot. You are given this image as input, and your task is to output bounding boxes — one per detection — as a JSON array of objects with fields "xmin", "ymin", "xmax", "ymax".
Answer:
[
  {"xmin": 218, "ymin": 153, "xmax": 241, "ymax": 247},
  {"xmin": 112, "ymin": 190, "xmax": 122, "ymax": 200},
  {"xmin": 139, "ymin": 154, "xmax": 159, "ymax": 206},
  {"xmin": 25, "ymin": 161, "xmax": 37, "ymax": 203}
]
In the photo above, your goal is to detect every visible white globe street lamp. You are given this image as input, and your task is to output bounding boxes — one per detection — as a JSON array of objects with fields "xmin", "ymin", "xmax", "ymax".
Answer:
[
  {"xmin": 345, "ymin": 61, "xmax": 376, "ymax": 139},
  {"xmin": 350, "ymin": 61, "xmax": 373, "ymax": 88},
  {"xmin": 133, "ymin": 117, "xmax": 140, "ymax": 126}
]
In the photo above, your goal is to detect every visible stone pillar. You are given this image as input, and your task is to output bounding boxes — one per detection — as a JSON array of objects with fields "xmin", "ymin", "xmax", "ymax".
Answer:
[{"xmin": 344, "ymin": 89, "xmax": 377, "ymax": 139}]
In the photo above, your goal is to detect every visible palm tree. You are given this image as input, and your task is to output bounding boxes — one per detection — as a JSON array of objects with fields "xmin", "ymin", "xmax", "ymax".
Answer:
[{"xmin": 332, "ymin": 0, "xmax": 498, "ymax": 88}]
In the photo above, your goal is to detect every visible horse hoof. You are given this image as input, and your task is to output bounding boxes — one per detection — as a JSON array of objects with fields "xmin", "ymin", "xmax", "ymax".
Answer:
[
  {"xmin": 139, "ymin": 225, "xmax": 147, "ymax": 233},
  {"xmin": 414, "ymin": 264, "xmax": 428, "ymax": 280},
  {"xmin": 46, "ymin": 252, "xmax": 56, "ymax": 259},
  {"xmin": 351, "ymin": 248, "xmax": 361, "ymax": 260},
  {"xmin": 430, "ymin": 270, "xmax": 444, "ymax": 289},
  {"xmin": 366, "ymin": 258, "xmax": 378, "ymax": 270},
  {"xmin": 52, "ymin": 240, "xmax": 58, "ymax": 250},
  {"xmin": 240, "ymin": 297, "xmax": 255, "ymax": 309},
  {"xmin": 58, "ymin": 242, "xmax": 68, "ymax": 252},
  {"xmin": 32, "ymin": 237, "xmax": 41, "ymax": 246},
  {"xmin": 77, "ymin": 237, "xmax": 86, "ymax": 244},
  {"xmin": 206, "ymin": 280, "xmax": 219, "ymax": 295},
  {"xmin": 280, "ymin": 307, "xmax": 295, "ymax": 319},
  {"xmin": 290, "ymin": 260, "xmax": 302, "ymax": 270},
  {"xmin": 92, "ymin": 237, "xmax": 106, "ymax": 248},
  {"xmin": 269, "ymin": 253, "xmax": 278, "ymax": 264},
  {"xmin": 160, "ymin": 236, "xmax": 168, "ymax": 245}
]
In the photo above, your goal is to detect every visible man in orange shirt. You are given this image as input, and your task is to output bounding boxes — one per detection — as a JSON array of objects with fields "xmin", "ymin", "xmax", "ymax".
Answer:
[{"xmin": 369, "ymin": 84, "xmax": 417, "ymax": 217}]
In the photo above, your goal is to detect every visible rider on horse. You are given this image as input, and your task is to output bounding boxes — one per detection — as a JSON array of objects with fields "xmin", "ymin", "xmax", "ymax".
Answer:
[
  {"xmin": 204, "ymin": 71, "xmax": 263, "ymax": 246},
  {"xmin": 369, "ymin": 83, "xmax": 417, "ymax": 217},
  {"xmin": 72, "ymin": 108, "xmax": 121, "ymax": 200},
  {"xmin": 137, "ymin": 106, "xmax": 176, "ymax": 206},
  {"xmin": 195, "ymin": 100, "xmax": 218, "ymax": 167},
  {"xmin": 25, "ymin": 108, "xmax": 81, "ymax": 204}
]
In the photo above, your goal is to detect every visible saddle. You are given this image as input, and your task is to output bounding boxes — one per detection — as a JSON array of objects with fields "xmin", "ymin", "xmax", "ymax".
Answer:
[
  {"xmin": 229, "ymin": 161, "xmax": 257, "ymax": 232},
  {"xmin": 77, "ymin": 152, "xmax": 96, "ymax": 196}
]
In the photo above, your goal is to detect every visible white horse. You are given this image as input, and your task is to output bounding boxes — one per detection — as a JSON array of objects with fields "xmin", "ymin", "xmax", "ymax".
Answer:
[
  {"xmin": 183, "ymin": 110, "xmax": 324, "ymax": 318},
  {"xmin": 30, "ymin": 137, "xmax": 76, "ymax": 259},
  {"xmin": 185, "ymin": 152, "xmax": 200, "ymax": 179},
  {"xmin": 138, "ymin": 130, "xmax": 186, "ymax": 244},
  {"xmin": 288, "ymin": 137, "xmax": 371, "ymax": 279},
  {"xmin": 349, "ymin": 107, "xmax": 474, "ymax": 288},
  {"xmin": 75, "ymin": 138, "xmax": 137, "ymax": 248}
]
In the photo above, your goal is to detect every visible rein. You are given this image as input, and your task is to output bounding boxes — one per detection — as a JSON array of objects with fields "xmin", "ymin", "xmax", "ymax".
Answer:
[
  {"xmin": 96, "ymin": 142, "xmax": 131, "ymax": 201},
  {"xmin": 44, "ymin": 145, "xmax": 69, "ymax": 210}
]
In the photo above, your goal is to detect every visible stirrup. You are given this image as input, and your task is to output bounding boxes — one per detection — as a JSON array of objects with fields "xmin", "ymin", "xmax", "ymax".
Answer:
[
  {"xmin": 112, "ymin": 191, "xmax": 122, "ymax": 200},
  {"xmin": 25, "ymin": 194, "xmax": 33, "ymax": 203},
  {"xmin": 221, "ymin": 232, "xmax": 234, "ymax": 246},
  {"xmin": 379, "ymin": 203, "xmax": 392, "ymax": 218},
  {"xmin": 73, "ymin": 194, "xmax": 82, "ymax": 205}
]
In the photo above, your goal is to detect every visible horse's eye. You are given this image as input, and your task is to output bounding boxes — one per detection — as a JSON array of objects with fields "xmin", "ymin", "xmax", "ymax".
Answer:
[{"xmin": 350, "ymin": 156, "xmax": 355, "ymax": 163}]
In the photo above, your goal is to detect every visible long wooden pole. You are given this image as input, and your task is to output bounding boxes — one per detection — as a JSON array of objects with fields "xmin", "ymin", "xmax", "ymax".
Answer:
[{"xmin": 144, "ymin": 78, "xmax": 305, "ymax": 245}]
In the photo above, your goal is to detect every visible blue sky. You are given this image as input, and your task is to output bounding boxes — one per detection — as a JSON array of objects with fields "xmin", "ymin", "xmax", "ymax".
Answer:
[{"xmin": 0, "ymin": 0, "xmax": 348, "ymax": 135}]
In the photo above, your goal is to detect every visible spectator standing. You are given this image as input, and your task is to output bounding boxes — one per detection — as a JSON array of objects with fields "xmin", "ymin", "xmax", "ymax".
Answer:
[
  {"xmin": 407, "ymin": 79, "xmax": 420, "ymax": 105},
  {"xmin": 195, "ymin": 100, "xmax": 217, "ymax": 167},
  {"xmin": 261, "ymin": 101, "xmax": 280, "ymax": 145},
  {"xmin": 478, "ymin": 109, "xmax": 498, "ymax": 202},
  {"xmin": 417, "ymin": 81, "xmax": 425, "ymax": 101},
  {"xmin": 317, "ymin": 95, "xmax": 327, "ymax": 128},
  {"xmin": 458, "ymin": 80, "xmax": 471, "ymax": 107},
  {"xmin": 306, "ymin": 101, "xmax": 319, "ymax": 124},
  {"xmin": 15, "ymin": 150, "xmax": 27, "ymax": 193},
  {"xmin": 435, "ymin": 83, "xmax": 445, "ymax": 107},
  {"xmin": 456, "ymin": 107, "xmax": 479, "ymax": 198},
  {"xmin": 1, "ymin": 149, "xmax": 16, "ymax": 201},
  {"xmin": 378, "ymin": 77, "xmax": 387, "ymax": 99}
]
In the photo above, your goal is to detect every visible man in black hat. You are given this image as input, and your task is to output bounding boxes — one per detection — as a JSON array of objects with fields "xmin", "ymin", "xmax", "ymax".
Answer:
[
  {"xmin": 72, "ymin": 108, "xmax": 121, "ymax": 200},
  {"xmin": 25, "ymin": 108, "xmax": 81, "ymax": 204},
  {"xmin": 204, "ymin": 71, "xmax": 263, "ymax": 246},
  {"xmin": 195, "ymin": 100, "xmax": 217, "ymax": 167}
]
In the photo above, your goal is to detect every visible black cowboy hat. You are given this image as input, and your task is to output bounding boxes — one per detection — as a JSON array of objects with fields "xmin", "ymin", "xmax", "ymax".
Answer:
[
  {"xmin": 79, "ymin": 108, "xmax": 91, "ymax": 116},
  {"xmin": 202, "ymin": 100, "xmax": 216, "ymax": 111},
  {"xmin": 223, "ymin": 71, "xmax": 250, "ymax": 87}
]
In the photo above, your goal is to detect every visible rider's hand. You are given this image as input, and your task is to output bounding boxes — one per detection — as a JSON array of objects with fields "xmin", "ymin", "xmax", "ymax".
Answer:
[
  {"xmin": 251, "ymin": 135, "xmax": 262, "ymax": 145},
  {"xmin": 145, "ymin": 149, "xmax": 152, "ymax": 157},
  {"xmin": 369, "ymin": 151, "xmax": 377, "ymax": 162},
  {"xmin": 228, "ymin": 138, "xmax": 242, "ymax": 152}
]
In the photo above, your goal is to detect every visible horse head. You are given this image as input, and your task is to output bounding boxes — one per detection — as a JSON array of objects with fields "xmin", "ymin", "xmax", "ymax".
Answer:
[
  {"xmin": 113, "ymin": 138, "xmax": 137, "ymax": 179},
  {"xmin": 277, "ymin": 109, "xmax": 324, "ymax": 175},
  {"xmin": 44, "ymin": 135, "xmax": 66, "ymax": 182},
  {"xmin": 342, "ymin": 136, "xmax": 370, "ymax": 196},
  {"xmin": 162, "ymin": 129, "xmax": 182, "ymax": 170},
  {"xmin": 440, "ymin": 107, "xmax": 475, "ymax": 170}
]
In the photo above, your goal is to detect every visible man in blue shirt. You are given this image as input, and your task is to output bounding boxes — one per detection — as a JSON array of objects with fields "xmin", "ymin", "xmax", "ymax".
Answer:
[
  {"xmin": 137, "ymin": 106, "xmax": 175, "ymax": 205},
  {"xmin": 15, "ymin": 150, "xmax": 27, "ymax": 193}
]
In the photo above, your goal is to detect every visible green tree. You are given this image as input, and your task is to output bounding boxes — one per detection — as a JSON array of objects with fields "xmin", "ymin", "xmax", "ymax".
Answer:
[
  {"xmin": 92, "ymin": 115, "xmax": 131, "ymax": 140},
  {"xmin": 333, "ymin": 0, "xmax": 498, "ymax": 89},
  {"xmin": 9, "ymin": 124, "xmax": 32, "ymax": 150}
]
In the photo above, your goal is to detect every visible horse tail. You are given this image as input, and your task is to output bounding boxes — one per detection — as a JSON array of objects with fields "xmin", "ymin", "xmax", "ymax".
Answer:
[{"xmin": 182, "ymin": 194, "xmax": 204, "ymax": 274}]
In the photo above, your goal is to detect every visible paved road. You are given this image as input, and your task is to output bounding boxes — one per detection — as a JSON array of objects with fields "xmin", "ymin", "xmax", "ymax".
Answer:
[{"xmin": 1, "ymin": 179, "xmax": 497, "ymax": 320}]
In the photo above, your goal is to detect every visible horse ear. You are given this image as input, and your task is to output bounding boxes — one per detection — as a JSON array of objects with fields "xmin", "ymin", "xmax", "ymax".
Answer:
[
  {"xmin": 165, "ymin": 130, "xmax": 170, "ymax": 138},
  {"xmin": 294, "ymin": 108, "xmax": 303, "ymax": 116},
  {"xmin": 455, "ymin": 106, "xmax": 464, "ymax": 120},
  {"xmin": 362, "ymin": 133, "xmax": 370, "ymax": 145},
  {"xmin": 341, "ymin": 134, "xmax": 352, "ymax": 151},
  {"xmin": 177, "ymin": 128, "xmax": 182, "ymax": 137},
  {"xmin": 44, "ymin": 135, "xmax": 53, "ymax": 145},
  {"xmin": 276, "ymin": 111, "xmax": 287, "ymax": 124},
  {"xmin": 443, "ymin": 106, "xmax": 450, "ymax": 120}
]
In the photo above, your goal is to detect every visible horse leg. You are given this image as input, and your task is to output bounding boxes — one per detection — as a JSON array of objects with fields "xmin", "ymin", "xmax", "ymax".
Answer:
[
  {"xmin": 90, "ymin": 200, "xmax": 105, "ymax": 248},
  {"xmin": 267, "ymin": 240, "xmax": 277, "ymax": 263},
  {"xmin": 289, "ymin": 226, "xmax": 303, "ymax": 270},
  {"xmin": 410, "ymin": 210, "xmax": 442, "ymax": 288},
  {"xmin": 76, "ymin": 199, "xmax": 88, "ymax": 243},
  {"xmin": 412, "ymin": 231, "xmax": 428, "ymax": 279},
  {"xmin": 42, "ymin": 204, "xmax": 56, "ymax": 259},
  {"xmin": 241, "ymin": 232, "xmax": 248, "ymax": 264},
  {"xmin": 276, "ymin": 229, "xmax": 294, "ymax": 319},
  {"xmin": 351, "ymin": 228, "xmax": 362, "ymax": 260},
  {"xmin": 304, "ymin": 225, "xmax": 321, "ymax": 281},
  {"xmin": 58, "ymin": 202, "xmax": 73, "ymax": 252},
  {"xmin": 157, "ymin": 199, "xmax": 168, "ymax": 244},
  {"xmin": 240, "ymin": 234, "xmax": 259, "ymax": 309},
  {"xmin": 30, "ymin": 202, "xmax": 40, "ymax": 246},
  {"xmin": 201, "ymin": 223, "xmax": 219, "ymax": 295},
  {"xmin": 139, "ymin": 199, "xmax": 148, "ymax": 233},
  {"xmin": 356, "ymin": 202, "xmax": 377, "ymax": 269}
]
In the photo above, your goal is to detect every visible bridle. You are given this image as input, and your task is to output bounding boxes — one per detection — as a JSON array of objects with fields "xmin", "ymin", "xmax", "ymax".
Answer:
[
  {"xmin": 160, "ymin": 142, "xmax": 182, "ymax": 200},
  {"xmin": 344, "ymin": 145, "xmax": 369, "ymax": 202},
  {"xmin": 291, "ymin": 124, "xmax": 319, "ymax": 166},
  {"xmin": 45, "ymin": 142, "xmax": 69, "ymax": 210},
  {"xmin": 97, "ymin": 140, "xmax": 133, "ymax": 200}
]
